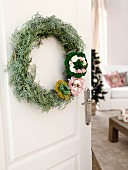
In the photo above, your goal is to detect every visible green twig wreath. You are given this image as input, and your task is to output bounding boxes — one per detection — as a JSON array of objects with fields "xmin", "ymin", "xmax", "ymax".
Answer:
[{"xmin": 7, "ymin": 14, "xmax": 88, "ymax": 112}]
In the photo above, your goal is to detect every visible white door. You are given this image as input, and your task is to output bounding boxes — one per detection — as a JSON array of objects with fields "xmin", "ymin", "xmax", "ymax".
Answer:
[{"xmin": 0, "ymin": 0, "xmax": 91, "ymax": 170}]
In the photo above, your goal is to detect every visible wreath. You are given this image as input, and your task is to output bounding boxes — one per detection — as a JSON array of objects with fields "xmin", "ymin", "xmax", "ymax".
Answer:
[{"xmin": 7, "ymin": 14, "xmax": 88, "ymax": 112}]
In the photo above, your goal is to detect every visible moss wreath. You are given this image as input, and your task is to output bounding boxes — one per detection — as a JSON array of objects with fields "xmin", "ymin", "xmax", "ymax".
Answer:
[{"xmin": 7, "ymin": 14, "xmax": 88, "ymax": 112}]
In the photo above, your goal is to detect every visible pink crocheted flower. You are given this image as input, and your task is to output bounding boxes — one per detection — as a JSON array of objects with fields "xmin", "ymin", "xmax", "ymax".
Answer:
[
  {"xmin": 76, "ymin": 69, "xmax": 82, "ymax": 73},
  {"xmin": 68, "ymin": 77, "xmax": 84, "ymax": 96},
  {"xmin": 82, "ymin": 68, "xmax": 86, "ymax": 73}
]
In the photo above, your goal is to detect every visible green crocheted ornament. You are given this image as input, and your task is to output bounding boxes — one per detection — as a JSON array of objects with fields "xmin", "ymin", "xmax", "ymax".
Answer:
[{"xmin": 65, "ymin": 51, "xmax": 88, "ymax": 78}]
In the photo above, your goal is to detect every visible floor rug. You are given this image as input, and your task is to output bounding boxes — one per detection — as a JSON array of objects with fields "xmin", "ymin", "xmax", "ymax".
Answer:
[{"xmin": 92, "ymin": 110, "xmax": 128, "ymax": 170}]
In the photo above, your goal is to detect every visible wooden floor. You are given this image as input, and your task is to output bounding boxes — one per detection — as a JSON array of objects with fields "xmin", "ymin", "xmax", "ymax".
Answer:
[{"xmin": 92, "ymin": 150, "xmax": 101, "ymax": 170}]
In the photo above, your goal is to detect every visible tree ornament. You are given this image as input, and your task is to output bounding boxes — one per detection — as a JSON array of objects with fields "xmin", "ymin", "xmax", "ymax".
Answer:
[
  {"xmin": 93, "ymin": 78, "xmax": 98, "ymax": 83},
  {"xmin": 98, "ymin": 93, "xmax": 102, "ymax": 97}
]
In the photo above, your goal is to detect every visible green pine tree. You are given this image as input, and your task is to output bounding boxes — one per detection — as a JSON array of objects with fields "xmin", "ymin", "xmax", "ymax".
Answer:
[{"xmin": 91, "ymin": 49, "xmax": 107, "ymax": 104}]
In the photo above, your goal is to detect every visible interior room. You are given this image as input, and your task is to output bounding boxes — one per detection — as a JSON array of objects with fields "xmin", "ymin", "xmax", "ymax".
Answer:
[
  {"xmin": 92, "ymin": 0, "xmax": 128, "ymax": 169},
  {"xmin": 0, "ymin": 0, "xmax": 92, "ymax": 170},
  {"xmin": 1, "ymin": 0, "xmax": 128, "ymax": 169}
]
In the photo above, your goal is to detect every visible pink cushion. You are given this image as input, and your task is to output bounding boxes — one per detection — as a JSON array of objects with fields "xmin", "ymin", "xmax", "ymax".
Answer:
[
  {"xmin": 118, "ymin": 72, "xmax": 127, "ymax": 86},
  {"xmin": 103, "ymin": 71, "xmax": 123, "ymax": 88}
]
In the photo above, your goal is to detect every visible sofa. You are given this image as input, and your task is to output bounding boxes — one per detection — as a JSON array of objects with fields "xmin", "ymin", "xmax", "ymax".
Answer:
[{"xmin": 99, "ymin": 65, "xmax": 128, "ymax": 110}]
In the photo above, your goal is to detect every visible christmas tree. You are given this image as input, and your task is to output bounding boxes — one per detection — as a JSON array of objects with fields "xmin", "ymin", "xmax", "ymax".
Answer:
[{"xmin": 91, "ymin": 49, "xmax": 107, "ymax": 104}]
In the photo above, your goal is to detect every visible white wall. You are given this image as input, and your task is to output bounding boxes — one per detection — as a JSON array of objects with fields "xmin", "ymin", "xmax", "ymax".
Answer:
[{"xmin": 107, "ymin": 0, "xmax": 128, "ymax": 65}]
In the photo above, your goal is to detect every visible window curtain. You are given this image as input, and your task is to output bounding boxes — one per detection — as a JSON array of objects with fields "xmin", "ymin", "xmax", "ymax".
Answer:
[{"xmin": 91, "ymin": 0, "xmax": 107, "ymax": 65}]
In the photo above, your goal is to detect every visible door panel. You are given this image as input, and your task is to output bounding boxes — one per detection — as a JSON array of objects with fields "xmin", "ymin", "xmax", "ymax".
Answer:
[
  {"xmin": 0, "ymin": 0, "xmax": 91, "ymax": 169},
  {"xmin": 10, "ymin": 98, "xmax": 78, "ymax": 159}
]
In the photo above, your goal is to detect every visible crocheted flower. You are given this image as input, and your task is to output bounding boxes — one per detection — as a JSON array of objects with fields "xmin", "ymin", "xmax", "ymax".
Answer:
[
  {"xmin": 65, "ymin": 51, "xmax": 88, "ymax": 78},
  {"xmin": 68, "ymin": 77, "xmax": 84, "ymax": 96},
  {"xmin": 71, "ymin": 55, "xmax": 78, "ymax": 62},
  {"xmin": 70, "ymin": 64, "xmax": 76, "ymax": 73},
  {"xmin": 55, "ymin": 80, "xmax": 71, "ymax": 100}
]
